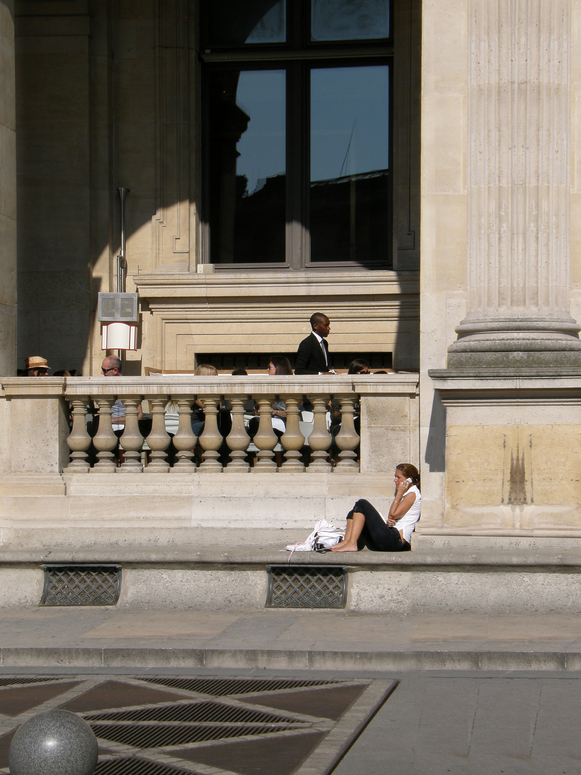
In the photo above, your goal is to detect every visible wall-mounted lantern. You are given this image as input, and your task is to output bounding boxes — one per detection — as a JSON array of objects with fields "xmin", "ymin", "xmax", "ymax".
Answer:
[{"xmin": 98, "ymin": 292, "xmax": 139, "ymax": 350}]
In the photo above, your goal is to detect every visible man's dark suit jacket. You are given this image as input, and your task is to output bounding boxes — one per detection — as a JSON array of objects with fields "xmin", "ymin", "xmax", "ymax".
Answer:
[{"xmin": 295, "ymin": 332, "xmax": 331, "ymax": 374}]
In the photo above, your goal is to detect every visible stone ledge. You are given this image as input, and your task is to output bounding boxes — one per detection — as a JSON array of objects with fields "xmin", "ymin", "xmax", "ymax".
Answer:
[
  {"xmin": 1, "ymin": 536, "xmax": 581, "ymax": 567},
  {"xmin": 0, "ymin": 647, "xmax": 580, "ymax": 672}
]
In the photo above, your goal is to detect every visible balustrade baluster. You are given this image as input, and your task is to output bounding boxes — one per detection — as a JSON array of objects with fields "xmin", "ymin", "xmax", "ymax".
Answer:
[
  {"xmin": 280, "ymin": 397, "xmax": 304, "ymax": 472},
  {"xmin": 91, "ymin": 397, "xmax": 118, "ymax": 471},
  {"xmin": 334, "ymin": 395, "xmax": 360, "ymax": 470},
  {"xmin": 118, "ymin": 398, "xmax": 144, "ymax": 472},
  {"xmin": 198, "ymin": 396, "xmax": 223, "ymax": 471},
  {"xmin": 253, "ymin": 396, "xmax": 278, "ymax": 471},
  {"xmin": 66, "ymin": 397, "xmax": 91, "ymax": 471},
  {"xmin": 145, "ymin": 397, "xmax": 170, "ymax": 472},
  {"xmin": 307, "ymin": 396, "xmax": 332, "ymax": 472},
  {"xmin": 225, "ymin": 396, "xmax": 250, "ymax": 472},
  {"xmin": 172, "ymin": 397, "xmax": 196, "ymax": 471}
]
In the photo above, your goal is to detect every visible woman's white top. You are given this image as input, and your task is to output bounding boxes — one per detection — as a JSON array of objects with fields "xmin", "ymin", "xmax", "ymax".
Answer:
[{"xmin": 397, "ymin": 485, "xmax": 421, "ymax": 543}]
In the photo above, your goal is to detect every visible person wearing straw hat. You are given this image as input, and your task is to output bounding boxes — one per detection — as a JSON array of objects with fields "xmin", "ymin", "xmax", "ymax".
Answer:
[{"xmin": 25, "ymin": 356, "xmax": 50, "ymax": 376}]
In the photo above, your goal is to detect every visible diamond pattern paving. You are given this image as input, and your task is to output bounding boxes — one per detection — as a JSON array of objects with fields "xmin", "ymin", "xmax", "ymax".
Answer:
[{"xmin": 0, "ymin": 675, "xmax": 396, "ymax": 775}]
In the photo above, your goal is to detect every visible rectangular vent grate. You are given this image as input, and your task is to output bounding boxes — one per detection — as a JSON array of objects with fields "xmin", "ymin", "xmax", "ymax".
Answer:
[
  {"xmin": 41, "ymin": 564, "xmax": 121, "ymax": 606},
  {"xmin": 266, "ymin": 565, "xmax": 347, "ymax": 609}
]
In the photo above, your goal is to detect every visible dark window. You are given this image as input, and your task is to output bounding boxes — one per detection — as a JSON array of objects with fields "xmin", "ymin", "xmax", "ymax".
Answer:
[{"xmin": 202, "ymin": 1, "xmax": 394, "ymax": 269}]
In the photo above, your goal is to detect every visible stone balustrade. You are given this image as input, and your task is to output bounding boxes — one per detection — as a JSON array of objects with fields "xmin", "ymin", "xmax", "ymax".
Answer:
[{"xmin": 0, "ymin": 374, "xmax": 419, "ymax": 476}]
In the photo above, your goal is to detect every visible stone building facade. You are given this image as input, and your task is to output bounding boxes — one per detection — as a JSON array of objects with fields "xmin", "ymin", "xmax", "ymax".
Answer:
[{"xmin": 1, "ymin": 0, "xmax": 581, "ymax": 541}]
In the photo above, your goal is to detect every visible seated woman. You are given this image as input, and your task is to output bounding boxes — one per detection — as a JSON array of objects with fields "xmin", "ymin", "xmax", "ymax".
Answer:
[
  {"xmin": 347, "ymin": 358, "xmax": 369, "ymax": 374},
  {"xmin": 331, "ymin": 463, "xmax": 421, "ymax": 552}
]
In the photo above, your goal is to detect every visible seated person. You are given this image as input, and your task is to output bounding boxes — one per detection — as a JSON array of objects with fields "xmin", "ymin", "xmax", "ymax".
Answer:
[
  {"xmin": 227, "ymin": 369, "xmax": 257, "ymax": 416},
  {"xmin": 331, "ymin": 464, "xmax": 421, "ymax": 552},
  {"xmin": 348, "ymin": 358, "xmax": 369, "ymax": 374},
  {"xmin": 101, "ymin": 355, "xmax": 143, "ymax": 436},
  {"xmin": 26, "ymin": 356, "xmax": 50, "ymax": 376},
  {"xmin": 334, "ymin": 358, "xmax": 369, "ymax": 436},
  {"xmin": 190, "ymin": 364, "xmax": 231, "ymax": 437}
]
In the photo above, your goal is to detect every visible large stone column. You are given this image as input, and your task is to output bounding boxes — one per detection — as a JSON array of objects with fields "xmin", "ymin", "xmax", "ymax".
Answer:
[
  {"xmin": 448, "ymin": 0, "xmax": 581, "ymax": 368},
  {"xmin": 0, "ymin": 0, "xmax": 16, "ymax": 375}
]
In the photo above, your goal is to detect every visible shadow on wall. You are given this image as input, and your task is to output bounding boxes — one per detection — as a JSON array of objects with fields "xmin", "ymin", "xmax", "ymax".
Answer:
[
  {"xmin": 13, "ymin": 0, "xmax": 420, "ymax": 375},
  {"xmin": 424, "ymin": 391, "xmax": 446, "ymax": 473}
]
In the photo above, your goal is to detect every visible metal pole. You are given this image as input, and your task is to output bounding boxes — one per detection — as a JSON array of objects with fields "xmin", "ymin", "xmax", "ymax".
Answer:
[
  {"xmin": 116, "ymin": 187, "xmax": 130, "ymax": 293},
  {"xmin": 116, "ymin": 187, "xmax": 130, "ymax": 364}
]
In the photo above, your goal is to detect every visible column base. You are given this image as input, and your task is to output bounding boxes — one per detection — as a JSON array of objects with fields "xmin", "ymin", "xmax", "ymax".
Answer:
[
  {"xmin": 447, "ymin": 346, "xmax": 581, "ymax": 370},
  {"xmin": 447, "ymin": 319, "xmax": 581, "ymax": 369}
]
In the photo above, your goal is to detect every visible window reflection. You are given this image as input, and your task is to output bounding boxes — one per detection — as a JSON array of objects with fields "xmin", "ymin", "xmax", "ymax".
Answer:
[
  {"xmin": 310, "ymin": 66, "xmax": 389, "ymax": 263},
  {"xmin": 311, "ymin": 0, "xmax": 389, "ymax": 41},
  {"xmin": 208, "ymin": 0, "xmax": 286, "ymax": 47},
  {"xmin": 203, "ymin": 1, "xmax": 393, "ymax": 268},
  {"xmin": 208, "ymin": 70, "xmax": 286, "ymax": 264}
]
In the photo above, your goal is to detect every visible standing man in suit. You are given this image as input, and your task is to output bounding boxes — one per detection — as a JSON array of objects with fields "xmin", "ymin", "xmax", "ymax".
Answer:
[{"xmin": 295, "ymin": 313, "xmax": 335, "ymax": 374}]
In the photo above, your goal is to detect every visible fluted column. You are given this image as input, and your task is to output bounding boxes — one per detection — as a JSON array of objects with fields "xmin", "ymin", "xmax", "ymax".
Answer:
[{"xmin": 448, "ymin": 0, "xmax": 581, "ymax": 368}]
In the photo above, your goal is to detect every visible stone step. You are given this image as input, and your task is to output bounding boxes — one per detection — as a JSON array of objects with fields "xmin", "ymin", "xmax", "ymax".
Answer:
[{"xmin": 0, "ymin": 608, "xmax": 580, "ymax": 673}]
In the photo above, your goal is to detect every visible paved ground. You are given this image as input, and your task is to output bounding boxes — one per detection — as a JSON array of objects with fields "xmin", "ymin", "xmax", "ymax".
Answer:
[
  {"xmin": 334, "ymin": 670, "xmax": 581, "ymax": 775},
  {"xmin": 0, "ymin": 667, "xmax": 578, "ymax": 774},
  {"xmin": 0, "ymin": 607, "xmax": 581, "ymax": 772},
  {"xmin": 1, "ymin": 607, "xmax": 581, "ymax": 671}
]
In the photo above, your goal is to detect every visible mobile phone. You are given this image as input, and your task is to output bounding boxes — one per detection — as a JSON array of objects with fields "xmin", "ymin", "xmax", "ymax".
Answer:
[{"xmin": 406, "ymin": 478, "xmax": 413, "ymax": 484}]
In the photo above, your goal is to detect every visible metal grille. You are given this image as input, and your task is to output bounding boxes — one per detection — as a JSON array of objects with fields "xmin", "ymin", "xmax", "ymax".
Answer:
[
  {"xmin": 266, "ymin": 565, "xmax": 347, "ymax": 608},
  {"xmin": 41, "ymin": 565, "xmax": 121, "ymax": 606},
  {"xmin": 90, "ymin": 722, "xmax": 293, "ymax": 748},
  {"xmin": 141, "ymin": 677, "xmax": 341, "ymax": 696},
  {"xmin": 95, "ymin": 758, "xmax": 193, "ymax": 775},
  {"xmin": 0, "ymin": 677, "xmax": 65, "ymax": 687},
  {"xmin": 86, "ymin": 701, "xmax": 309, "ymax": 726}
]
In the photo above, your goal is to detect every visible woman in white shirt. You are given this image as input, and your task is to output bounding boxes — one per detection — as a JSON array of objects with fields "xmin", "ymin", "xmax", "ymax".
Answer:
[{"xmin": 331, "ymin": 463, "xmax": 421, "ymax": 552}]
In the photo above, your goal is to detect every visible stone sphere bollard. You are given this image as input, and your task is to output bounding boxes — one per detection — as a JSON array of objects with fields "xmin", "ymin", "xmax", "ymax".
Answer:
[{"xmin": 9, "ymin": 709, "xmax": 98, "ymax": 775}]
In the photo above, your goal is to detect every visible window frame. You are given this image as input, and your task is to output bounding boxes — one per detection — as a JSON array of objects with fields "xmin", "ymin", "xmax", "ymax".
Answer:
[{"xmin": 198, "ymin": 0, "xmax": 419, "ymax": 273}]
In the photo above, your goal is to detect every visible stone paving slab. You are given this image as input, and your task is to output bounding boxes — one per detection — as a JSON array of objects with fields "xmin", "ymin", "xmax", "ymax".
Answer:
[
  {"xmin": 1, "ymin": 608, "xmax": 581, "ymax": 671},
  {"xmin": 334, "ymin": 671, "xmax": 581, "ymax": 775}
]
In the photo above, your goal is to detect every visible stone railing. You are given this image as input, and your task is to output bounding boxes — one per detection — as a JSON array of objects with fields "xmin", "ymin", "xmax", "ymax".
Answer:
[{"xmin": 0, "ymin": 374, "xmax": 419, "ymax": 475}]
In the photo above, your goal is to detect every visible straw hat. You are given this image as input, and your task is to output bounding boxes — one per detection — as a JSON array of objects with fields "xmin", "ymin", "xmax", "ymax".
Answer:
[{"xmin": 25, "ymin": 356, "xmax": 50, "ymax": 370}]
